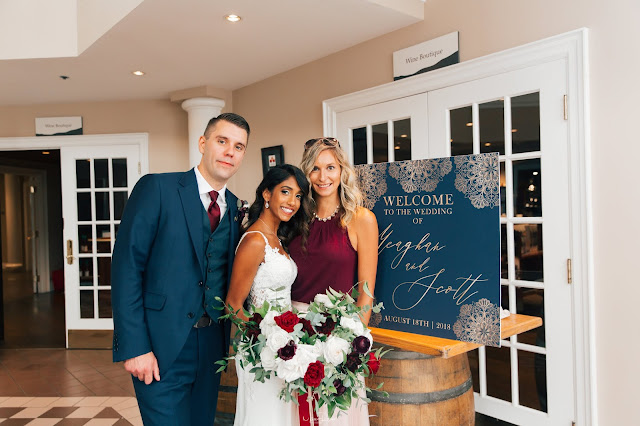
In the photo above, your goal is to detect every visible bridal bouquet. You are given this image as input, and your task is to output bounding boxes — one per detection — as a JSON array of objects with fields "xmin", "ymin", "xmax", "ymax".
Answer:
[{"xmin": 216, "ymin": 286, "xmax": 388, "ymax": 418}]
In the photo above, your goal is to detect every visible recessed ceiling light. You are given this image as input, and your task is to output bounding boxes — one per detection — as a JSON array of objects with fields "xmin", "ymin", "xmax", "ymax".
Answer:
[
  {"xmin": 466, "ymin": 122, "xmax": 473, "ymax": 127},
  {"xmin": 42, "ymin": 151, "xmax": 50, "ymax": 155},
  {"xmin": 400, "ymin": 134, "xmax": 407, "ymax": 138},
  {"xmin": 394, "ymin": 146, "xmax": 400, "ymax": 150},
  {"xmin": 533, "ymin": 171, "xmax": 539, "ymax": 176},
  {"xmin": 484, "ymin": 143, "xmax": 491, "ymax": 146},
  {"xmin": 132, "ymin": 70, "xmax": 145, "ymax": 76},
  {"xmin": 511, "ymin": 129, "xmax": 518, "ymax": 132},
  {"xmin": 225, "ymin": 14, "xmax": 241, "ymax": 22}
]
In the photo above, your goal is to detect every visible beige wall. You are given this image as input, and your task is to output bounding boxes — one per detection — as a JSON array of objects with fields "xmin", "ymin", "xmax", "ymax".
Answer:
[
  {"xmin": 0, "ymin": 0, "xmax": 637, "ymax": 423},
  {"xmin": 232, "ymin": 1, "xmax": 640, "ymax": 424},
  {"xmin": 0, "ymin": 99, "xmax": 189, "ymax": 173}
]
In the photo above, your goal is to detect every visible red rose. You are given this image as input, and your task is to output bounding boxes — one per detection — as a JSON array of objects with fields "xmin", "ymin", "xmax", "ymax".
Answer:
[
  {"xmin": 274, "ymin": 311, "xmax": 300, "ymax": 332},
  {"xmin": 304, "ymin": 361, "xmax": 325, "ymax": 388},
  {"xmin": 367, "ymin": 352, "xmax": 380, "ymax": 375}
]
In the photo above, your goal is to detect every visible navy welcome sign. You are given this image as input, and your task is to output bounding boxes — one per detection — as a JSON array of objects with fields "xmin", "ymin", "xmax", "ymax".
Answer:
[{"xmin": 356, "ymin": 153, "xmax": 501, "ymax": 346}]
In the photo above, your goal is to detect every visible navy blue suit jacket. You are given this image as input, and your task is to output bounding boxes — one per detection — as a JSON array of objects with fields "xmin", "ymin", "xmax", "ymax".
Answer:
[{"xmin": 111, "ymin": 169, "xmax": 239, "ymax": 373}]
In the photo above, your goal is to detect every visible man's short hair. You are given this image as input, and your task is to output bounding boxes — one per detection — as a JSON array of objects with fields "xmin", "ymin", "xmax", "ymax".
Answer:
[{"xmin": 203, "ymin": 113, "xmax": 250, "ymax": 140}]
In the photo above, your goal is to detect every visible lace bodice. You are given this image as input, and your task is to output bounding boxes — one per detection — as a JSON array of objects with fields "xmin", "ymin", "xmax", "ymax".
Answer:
[{"xmin": 236, "ymin": 231, "xmax": 297, "ymax": 309}]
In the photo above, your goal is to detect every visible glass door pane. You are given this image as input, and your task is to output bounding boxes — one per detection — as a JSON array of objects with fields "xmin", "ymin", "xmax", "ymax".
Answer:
[{"xmin": 335, "ymin": 93, "xmax": 429, "ymax": 163}]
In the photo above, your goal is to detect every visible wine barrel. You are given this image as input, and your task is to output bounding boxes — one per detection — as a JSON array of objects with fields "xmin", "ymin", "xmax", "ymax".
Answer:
[
  {"xmin": 366, "ymin": 349, "xmax": 474, "ymax": 426},
  {"xmin": 215, "ymin": 357, "xmax": 238, "ymax": 426}
]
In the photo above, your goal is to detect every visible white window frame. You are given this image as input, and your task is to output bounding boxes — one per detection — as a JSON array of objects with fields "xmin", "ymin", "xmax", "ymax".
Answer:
[{"xmin": 323, "ymin": 29, "xmax": 594, "ymax": 425}]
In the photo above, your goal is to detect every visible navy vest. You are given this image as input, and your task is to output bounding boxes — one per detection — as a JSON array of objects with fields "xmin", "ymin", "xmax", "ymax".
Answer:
[{"xmin": 198, "ymin": 205, "xmax": 231, "ymax": 321}]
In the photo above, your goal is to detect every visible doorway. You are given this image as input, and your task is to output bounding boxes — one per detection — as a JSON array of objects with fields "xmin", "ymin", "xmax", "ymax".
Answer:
[
  {"xmin": 0, "ymin": 133, "xmax": 148, "ymax": 348},
  {"xmin": 325, "ymin": 29, "xmax": 592, "ymax": 426},
  {"xmin": 0, "ymin": 150, "xmax": 65, "ymax": 348}
]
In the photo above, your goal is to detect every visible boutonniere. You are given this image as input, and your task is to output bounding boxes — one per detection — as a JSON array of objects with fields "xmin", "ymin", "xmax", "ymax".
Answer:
[{"xmin": 236, "ymin": 199, "xmax": 249, "ymax": 224}]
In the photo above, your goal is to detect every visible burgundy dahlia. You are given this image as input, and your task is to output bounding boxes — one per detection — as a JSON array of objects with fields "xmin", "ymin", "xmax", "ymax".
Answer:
[
  {"xmin": 299, "ymin": 318, "xmax": 316, "ymax": 336},
  {"xmin": 352, "ymin": 336, "xmax": 371, "ymax": 354},
  {"xmin": 277, "ymin": 340, "xmax": 297, "ymax": 361},
  {"xmin": 246, "ymin": 326, "xmax": 260, "ymax": 342},
  {"xmin": 333, "ymin": 379, "xmax": 347, "ymax": 396},
  {"xmin": 345, "ymin": 352, "xmax": 361, "ymax": 372},
  {"xmin": 316, "ymin": 316, "xmax": 336, "ymax": 335},
  {"xmin": 249, "ymin": 312, "xmax": 263, "ymax": 326}
]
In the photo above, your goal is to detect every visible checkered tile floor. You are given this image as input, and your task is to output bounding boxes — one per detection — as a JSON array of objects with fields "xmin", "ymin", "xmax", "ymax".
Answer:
[{"xmin": 0, "ymin": 397, "xmax": 142, "ymax": 425}]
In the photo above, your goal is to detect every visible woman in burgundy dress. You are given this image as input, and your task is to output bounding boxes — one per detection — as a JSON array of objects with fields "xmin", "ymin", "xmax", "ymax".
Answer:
[{"xmin": 289, "ymin": 137, "xmax": 379, "ymax": 425}]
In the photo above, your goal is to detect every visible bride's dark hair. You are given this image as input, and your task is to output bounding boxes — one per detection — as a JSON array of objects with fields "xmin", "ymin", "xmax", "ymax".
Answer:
[{"xmin": 244, "ymin": 164, "xmax": 310, "ymax": 247}]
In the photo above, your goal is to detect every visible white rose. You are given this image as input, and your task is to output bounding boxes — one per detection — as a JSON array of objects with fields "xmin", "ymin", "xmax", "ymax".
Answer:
[
  {"xmin": 273, "ymin": 343, "xmax": 321, "ymax": 383},
  {"xmin": 275, "ymin": 358, "xmax": 304, "ymax": 382},
  {"xmin": 260, "ymin": 346, "xmax": 278, "ymax": 371},
  {"xmin": 323, "ymin": 335, "xmax": 351, "ymax": 366},
  {"xmin": 363, "ymin": 328, "xmax": 373, "ymax": 345},
  {"xmin": 314, "ymin": 294, "xmax": 334, "ymax": 308},
  {"xmin": 340, "ymin": 316, "xmax": 365, "ymax": 336},
  {"xmin": 260, "ymin": 311, "xmax": 279, "ymax": 337},
  {"xmin": 296, "ymin": 343, "xmax": 322, "ymax": 365},
  {"xmin": 267, "ymin": 329, "xmax": 291, "ymax": 353}
]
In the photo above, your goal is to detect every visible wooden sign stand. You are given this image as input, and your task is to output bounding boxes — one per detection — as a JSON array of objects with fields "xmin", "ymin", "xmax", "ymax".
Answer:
[{"xmin": 366, "ymin": 314, "xmax": 543, "ymax": 425}]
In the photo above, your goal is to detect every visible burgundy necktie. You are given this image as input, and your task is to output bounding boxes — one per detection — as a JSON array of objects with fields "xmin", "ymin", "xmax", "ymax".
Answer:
[{"xmin": 207, "ymin": 190, "xmax": 221, "ymax": 233}]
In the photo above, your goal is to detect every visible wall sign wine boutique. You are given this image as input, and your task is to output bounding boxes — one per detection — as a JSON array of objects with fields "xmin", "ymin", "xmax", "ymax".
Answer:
[
  {"xmin": 35, "ymin": 116, "xmax": 83, "ymax": 136},
  {"xmin": 393, "ymin": 31, "xmax": 459, "ymax": 81},
  {"xmin": 356, "ymin": 153, "xmax": 501, "ymax": 346}
]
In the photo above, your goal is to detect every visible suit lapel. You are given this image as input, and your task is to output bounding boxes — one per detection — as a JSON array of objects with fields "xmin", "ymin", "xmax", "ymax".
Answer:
[
  {"xmin": 226, "ymin": 189, "xmax": 239, "ymax": 284},
  {"xmin": 178, "ymin": 169, "xmax": 205, "ymax": 277}
]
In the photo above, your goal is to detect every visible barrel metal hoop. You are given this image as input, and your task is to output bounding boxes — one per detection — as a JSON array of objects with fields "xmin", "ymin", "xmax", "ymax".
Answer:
[
  {"xmin": 367, "ymin": 376, "xmax": 472, "ymax": 405},
  {"xmin": 219, "ymin": 385, "xmax": 238, "ymax": 393}
]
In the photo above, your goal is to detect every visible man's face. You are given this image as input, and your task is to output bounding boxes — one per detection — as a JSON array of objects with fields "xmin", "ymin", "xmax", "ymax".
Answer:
[{"xmin": 197, "ymin": 120, "xmax": 248, "ymax": 188}]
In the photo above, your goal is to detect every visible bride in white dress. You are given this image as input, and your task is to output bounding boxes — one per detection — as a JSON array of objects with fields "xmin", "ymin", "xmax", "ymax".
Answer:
[{"xmin": 225, "ymin": 165, "xmax": 311, "ymax": 426}]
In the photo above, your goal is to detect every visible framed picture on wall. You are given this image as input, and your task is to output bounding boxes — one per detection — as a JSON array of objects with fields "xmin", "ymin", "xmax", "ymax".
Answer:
[{"xmin": 261, "ymin": 145, "xmax": 284, "ymax": 177}]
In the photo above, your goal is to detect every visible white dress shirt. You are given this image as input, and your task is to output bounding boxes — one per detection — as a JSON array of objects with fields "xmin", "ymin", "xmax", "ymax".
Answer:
[{"xmin": 194, "ymin": 166, "xmax": 227, "ymax": 219}]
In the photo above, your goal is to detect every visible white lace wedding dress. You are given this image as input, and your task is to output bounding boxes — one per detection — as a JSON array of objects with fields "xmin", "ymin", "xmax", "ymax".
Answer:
[{"xmin": 234, "ymin": 231, "xmax": 299, "ymax": 426}]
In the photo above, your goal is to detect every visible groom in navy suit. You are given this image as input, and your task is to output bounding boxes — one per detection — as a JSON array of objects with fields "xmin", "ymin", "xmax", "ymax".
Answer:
[{"xmin": 112, "ymin": 113, "xmax": 250, "ymax": 425}]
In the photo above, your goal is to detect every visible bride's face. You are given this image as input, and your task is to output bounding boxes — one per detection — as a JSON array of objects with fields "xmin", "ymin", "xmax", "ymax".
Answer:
[{"xmin": 263, "ymin": 176, "xmax": 303, "ymax": 222}]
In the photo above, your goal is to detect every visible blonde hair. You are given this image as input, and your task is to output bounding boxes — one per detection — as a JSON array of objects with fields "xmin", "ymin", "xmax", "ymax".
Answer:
[{"xmin": 300, "ymin": 140, "xmax": 363, "ymax": 228}]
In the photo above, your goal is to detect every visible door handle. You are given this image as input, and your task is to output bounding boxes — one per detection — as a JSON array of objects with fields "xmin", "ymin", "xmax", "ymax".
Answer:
[{"xmin": 66, "ymin": 240, "xmax": 75, "ymax": 265}]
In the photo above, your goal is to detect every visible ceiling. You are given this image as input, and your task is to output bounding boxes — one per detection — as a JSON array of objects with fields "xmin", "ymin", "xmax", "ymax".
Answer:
[{"xmin": 0, "ymin": 0, "xmax": 424, "ymax": 107}]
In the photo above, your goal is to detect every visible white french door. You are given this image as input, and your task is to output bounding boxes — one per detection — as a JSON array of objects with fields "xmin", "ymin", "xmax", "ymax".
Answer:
[
  {"xmin": 61, "ymin": 145, "xmax": 141, "ymax": 339},
  {"xmin": 335, "ymin": 94, "xmax": 428, "ymax": 163},
  {"xmin": 333, "ymin": 59, "xmax": 575, "ymax": 425},
  {"xmin": 428, "ymin": 60, "xmax": 574, "ymax": 426}
]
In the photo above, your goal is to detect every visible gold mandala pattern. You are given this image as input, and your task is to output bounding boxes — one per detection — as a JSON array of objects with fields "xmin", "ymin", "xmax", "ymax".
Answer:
[
  {"xmin": 388, "ymin": 158, "xmax": 452, "ymax": 193},
  {"xmin": 454, "ymin": 154, "xmax": 500, "ymax": 209},
  {"xmin": 356, "ymin": 163, "xmax": 388, "ymax": 209},
  {"xmin": 369, "ymin": 311, "xmax": 382, "ymax": 328},
  {"xmin": 452, "ymin": 298, "xmax": 501, "ymax": 346}
]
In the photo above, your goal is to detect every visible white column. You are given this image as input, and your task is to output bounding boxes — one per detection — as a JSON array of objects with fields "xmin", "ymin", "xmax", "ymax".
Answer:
[{"xmin": 181, "ymin": 97, "xmax": 225, "ymax": 168}]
